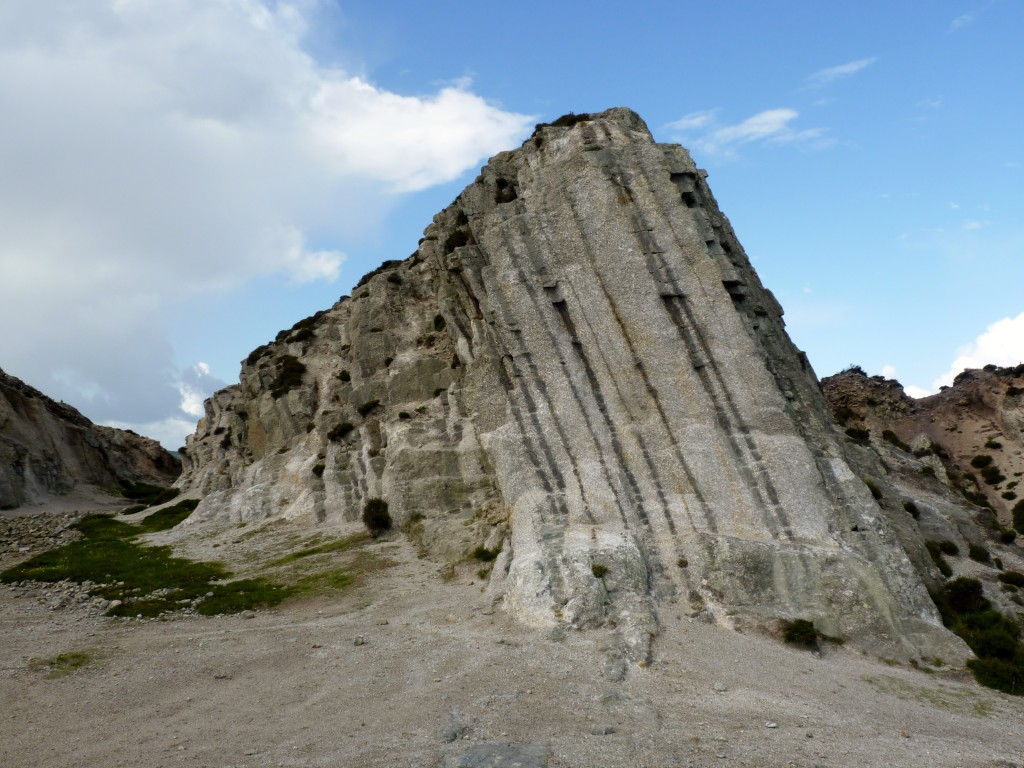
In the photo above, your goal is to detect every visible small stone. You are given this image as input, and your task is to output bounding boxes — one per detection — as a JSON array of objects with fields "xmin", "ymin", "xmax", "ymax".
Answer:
[
  {"xmin": 590, "ymin": 724, "xmax": 615, "ymax": 736},
  {"xmin": 712, "ymin": 682, "xmax": 727, "ymax": 693},
  {"xmin": 240, "ymin": 610, "xmax": 256, "ymax": 619},
  {"xmin": 440, "ymin": 723, "xmax": 467, "ymax": 743},
  {"xmin": 353, "ymin": 635, "xmax": 367, "ymax": 646},
  {"xmin": 376, "ymin": 619, "xmax": 389, "ymax": 625},
  {"xmin": 765, "ymin": 721, "xmax": 778, "ymax": 729}
]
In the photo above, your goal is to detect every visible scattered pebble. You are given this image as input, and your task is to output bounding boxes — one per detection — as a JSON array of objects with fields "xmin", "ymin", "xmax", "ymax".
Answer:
[
  {"xmin": 765, "ymin": 721, "xmax": 778, "ymax": 729},
  {"xmin": 353, "ymin": 635, "xmax": 367, "ymax": 646}
]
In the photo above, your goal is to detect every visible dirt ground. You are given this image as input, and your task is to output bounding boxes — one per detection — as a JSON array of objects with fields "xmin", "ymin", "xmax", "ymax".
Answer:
[{"xmin": 2, "ymin": 501, "xmax": 1023, "ymax": 768}]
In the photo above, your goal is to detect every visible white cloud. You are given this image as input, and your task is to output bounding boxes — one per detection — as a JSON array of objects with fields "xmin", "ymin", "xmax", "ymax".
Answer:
[
  {"xmin": 932, "ymin": 312, "xmax": 1024, "ymax": 389},
  {"xmin": 666, "ymin": 108, "xmax": 829, "ymax": 158},
  {"xmin": 666, "ymin": 110, "xmax": 719, "ymax": 132},
  {"xmin": 949, "ymin": 14, "xmax": 975, "ymax": 32},
  {"xmin": 0, "ymin": 0, "xmax": 533, "ymax": 446},
  {"xmin": 904, "ymin": 385, "xmax": 932, "ymax": 399},
  {"xmin": 881, "ymin": 364, "xmax": 898, "ymax": 379},
  {"xmin": 803, "ymin": 57, "xmax": 877, "ymax": 89}
]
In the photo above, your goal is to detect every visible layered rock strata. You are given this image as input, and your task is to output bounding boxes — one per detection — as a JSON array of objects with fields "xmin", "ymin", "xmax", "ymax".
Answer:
[
  {"xmin": 179, "ymin": 108, "xmax": 968, "ymax": 663},
  {"xmin": 0, "ymin": 368, "xmax": 181, "ymax": 509}
]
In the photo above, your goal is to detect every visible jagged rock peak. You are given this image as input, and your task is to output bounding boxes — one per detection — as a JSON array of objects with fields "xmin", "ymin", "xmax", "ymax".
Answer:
[
  {"xmin": 0, "ymin": 367, "xmax": 181, "ymax": 509},
  {"xmin": 179, "ymin": 107, "xmax": 971, "ymax": 666}
]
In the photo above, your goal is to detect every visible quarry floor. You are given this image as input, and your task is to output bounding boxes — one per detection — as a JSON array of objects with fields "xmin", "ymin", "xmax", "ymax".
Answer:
[{"xmin": 2, "ymin": 503, "xmax": 1023, "ymax": 768}]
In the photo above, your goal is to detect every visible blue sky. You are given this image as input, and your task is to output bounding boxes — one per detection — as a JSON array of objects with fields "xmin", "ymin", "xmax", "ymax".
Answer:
[{"xmin": 1, "ymin": 1, "xmax": 1021, "ymax": 448}]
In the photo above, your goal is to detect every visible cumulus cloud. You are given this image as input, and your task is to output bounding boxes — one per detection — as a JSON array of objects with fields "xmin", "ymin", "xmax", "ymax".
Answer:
[
  {"xmin": 0, "ymin": 0, "xmax": 533, "ymax": 447},
  {"xmin": 931, "ymin": 312, "xmax": 1024, "ymax": 389},
  {"xmin": 802, "ymin": 57, "xmax": 878, "ymax": 89},
  {"xmin": 666, "ymin": 108, "xmax": 829, "ymax": 158}
]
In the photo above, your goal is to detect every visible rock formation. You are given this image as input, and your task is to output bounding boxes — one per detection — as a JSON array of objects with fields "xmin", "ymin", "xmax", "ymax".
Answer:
[
  {"xmin": 178, "ymin": 108, "xmax": 974, "ymax": 665},
  {"xmin": 0, "ymin": 368, "xmax": 180, "ymax": 509}
]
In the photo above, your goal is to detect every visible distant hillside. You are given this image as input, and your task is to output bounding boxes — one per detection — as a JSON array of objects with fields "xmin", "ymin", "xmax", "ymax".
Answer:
[{"xmin": 0, "ymin": 367, "xmax": 180, "ymax": 509}]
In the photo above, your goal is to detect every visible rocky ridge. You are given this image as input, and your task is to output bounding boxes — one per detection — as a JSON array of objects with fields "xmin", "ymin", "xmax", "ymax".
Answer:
[
  {"xmin": 177, "ymin": 108, "xmax": 977, "ymax": 667},
  {"xmin": 0, "ymin": 368, "xmax": 181, "ymax": 510}
]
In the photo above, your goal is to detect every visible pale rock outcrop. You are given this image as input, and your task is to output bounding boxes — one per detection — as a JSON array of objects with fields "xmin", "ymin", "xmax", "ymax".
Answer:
[
  {"xmin": 179, "ymin": 108, "xmax": 970, "ymax": 665},
  {"xmin": 0, "ymin": 368, "xmax": 181, "ymax": 509}
]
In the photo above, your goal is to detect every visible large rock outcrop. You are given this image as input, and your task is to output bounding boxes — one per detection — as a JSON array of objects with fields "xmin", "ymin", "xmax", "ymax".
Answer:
[
  {"xmin": 0, "ymin": 368, "xmax": 181, "ymax": 509},
  {"xmin": 179, "ymin": 108, "xmax": 970, "ymax": 664}
]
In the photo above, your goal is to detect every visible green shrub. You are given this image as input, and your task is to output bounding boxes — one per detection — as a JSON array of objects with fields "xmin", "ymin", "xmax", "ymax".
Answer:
[
  {"xmin": 338, "ymin": 369, "xmax": 351, "ymax": 382},
  {"xmin": 327, "ymin": 422, "xmax": 354, "ymax": 441},
  {"xmin": 356, "ymin": 399, "xmax": 380, "ymax": 417},
  {"xmin": 119, "ymin": 481, "xmax": 180, "ymax": 508},
  {"xmin": 136, "ymin": 499, "xmax": 200, "ymax": 533},
  {"xmin": 971, "ymin": 455, "xmax": 994, "ymax": 469},
  {"xmin": 925, "ymin": 541, "xmax": 953, "ymax": 577},
  {"xmin": 998, "ymin": 571, "xmax": 1024, "ymax": 588},
  {"xmin": 591, "ymin": 563, "xmax": 609, "ymax": 579},
  {"xmin": 937, "ymin": 540, "xmax": 959, "ymax": 556},
  {"xmin": 271, "ymin": 355, "xmax": 306, "ymax": 399},
  {"xmin": 1014, "ymin": 499, "xmax": 1024, "ymax": 533},
  {"xmin": 433, "ymin": 314, "xmax": 447, "ymax": 332},
  {"xmin": 312, "ymin": 463, "xmax": 325, "ymax": 478},
  {"xmin": 882, "ymin": 430, "xmax": 910, "ymax": 452},
  {"xmin": 1004, "ymin": 491, "xmax": 1018, "ymax": 500},
  {"xmin": 966, "ymin": 657, "xmax": 1024, "ymax": 695},
  {"xmin": 985, "ymin": 438, "xmax": 1003, "ymax": 450},
  {"xmin": 362, "ymin": 498, "xmax": 391, "ymax": 538},
  {"xmin": 918, "ymin": 466, "xmax": 936, "ymax": 478},
  {"xmin": 472, "ymin": 546, "xmax": 501, "ymax": 562},
  {"xmin": 981, "ymin": 465, "xmax": 1006, "ymax": 486},
  {"xmin": 999, "ymin": 529, "xmax": 1017, "ymax": 544},
  {"xmin": 781, "ymin": 619, "xmax": 819, "ymax": 648},
  {"xmin": 968, "ymin": 543, "xmax": 991, "ymax": 564}
]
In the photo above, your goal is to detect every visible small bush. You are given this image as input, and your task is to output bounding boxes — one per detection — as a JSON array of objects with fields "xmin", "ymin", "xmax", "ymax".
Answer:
[
  {"xmin": 981, "ymin": 465, "xmax": 1006, "ymax": 486},
  {"xmin": 1014, "ymin": 498, "xmax": 1024, "ymax": 533},
  {"xmin": 985, "ymin": 438, "xmax": 1003, "ymax": 450},
  {"xmin": 271, "ymin": 355, "xmax": 306, "ymax": 399},
  {"xmin": 312, "ymin": 463, "xmax": 325, "ymax": 478},
  {"xmin": 362, "ymin": 498, "xmax": 391, "ymax": 538},
  {"xmin": 356, "ymin": 399, "xmax": 380, "ymax": 417},
  {"xmin": 472, "ymin": 546, "xmax": 501, "ymax": 562},
  {"xmin": 1003, "ymin": 491, "xmax": 1018, "ymax": 500},
  {"xmin": 591, "ymin": 564, "xmax": 609, "ymax": 579},
  {"xmin": 925, "ymin": 541, "xmax": 953, "ymax": 577},
  {"xmin": 338, "ymin": 369, "xmax": 351, "ymax": 382},
  {"xmin": 782, "ymin": 619, "xmax": 820, "ymax": 648},
  {"xmin": 882, "ymin": 430, "xmax": 910, "ymax": 452},
  {"xmin": 918, "ymin": 466, "xmax": 936, "ymax": 478},
  {"xmin": 433, "ymin": 314, "xmax": 447, "ymax": 332},
  {"xmin": 971, "ymin": 455, "xmax": 994, "ymax": 469},
  {"xmin": 998, "ymin": 571, "xmax": 1024, "ymax": 588},
  {"xmin": 327, "ymin": 422, "xmax": 354, "ymax": 441},
  {"xmin": 999, "ymin": 529, "xmax": 1017, "ymax": 544},
  {"xmin": 968, "ymin": 543, "xmax": 991, "ymax": 564},
  {"xmin": 936, "ymin": 540, "xmax": 959, "ymax": 556}
]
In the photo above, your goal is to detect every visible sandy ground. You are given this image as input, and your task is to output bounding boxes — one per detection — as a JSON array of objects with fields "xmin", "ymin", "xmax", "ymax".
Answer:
[{"xmin": 2, "ymin": 504, "xmax": 1024, "ymax": 768}]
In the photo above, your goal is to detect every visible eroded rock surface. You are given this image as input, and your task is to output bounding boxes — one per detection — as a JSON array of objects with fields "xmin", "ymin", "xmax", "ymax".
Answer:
[
  {"xmin": 0, "ymin": 368, "xmax": 180, "ymax": 509},
  {"xmin": 179, "ymin": 108, "xmax": 970, "ymax": 665}
]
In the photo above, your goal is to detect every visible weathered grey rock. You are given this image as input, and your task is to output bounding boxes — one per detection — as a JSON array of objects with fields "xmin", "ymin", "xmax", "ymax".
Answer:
[
  {"xmin": 177, "ymin": 108, "xmax": 971, "ymax": 666},
  {"xmin": 0, "ymin": 368, "xmax": 180, "ymax": 509}
]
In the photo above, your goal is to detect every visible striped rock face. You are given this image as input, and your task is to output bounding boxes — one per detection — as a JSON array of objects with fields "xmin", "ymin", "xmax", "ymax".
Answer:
[{"xmin": 179, "ymin": 108, "xmax": 968, "ymax": 666}]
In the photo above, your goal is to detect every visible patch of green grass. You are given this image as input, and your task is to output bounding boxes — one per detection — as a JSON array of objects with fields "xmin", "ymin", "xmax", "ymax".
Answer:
[
  {"xmin": 882, "ymin": 430, "xmax": 910, "ymax": 452},
  {"xmin": 30, "ymin": 650, "xmax": 95, "ymax": 679},
  {"xmin": 591, "ymin": 563, "xmax": 609, "ymax": 579},
  {"xmin": 119, "ymin": 481, "xmax": 179, "ymax": 508},
  {"xmin": 136, "ymin": 499, "xmax": 200, "ymax": 533},
  {"xmin": 0, "ymin": 512, "xmax": 291, "ymax": 618},
  {"xmin": 356, "ymin": 399, "xmax": 380, "ymax": 417},
  {"xmin": 845, "ymin": 427, "xmax": 870, "ymax": 443},
  {"xmin": 266, "ymin": 532, "xmax": 370, "ymax": 567}
]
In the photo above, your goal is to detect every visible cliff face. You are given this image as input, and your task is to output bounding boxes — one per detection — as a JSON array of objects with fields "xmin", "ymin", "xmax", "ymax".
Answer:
[
  {"xmin": 0, "ymin": 369, "xmax": 181, "ymax": 509},
  {"xmin": 824, "ymin": 365, "xmax": 1024, "ymax": 529},
  {"xmin": 178, "ymin": 108, "xmax": 970, "ymax": 664}
]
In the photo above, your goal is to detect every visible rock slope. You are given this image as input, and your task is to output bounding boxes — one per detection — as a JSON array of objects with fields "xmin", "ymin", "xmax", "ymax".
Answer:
[
  {"xmin": 178, "ymin": 108, "xmax": 970, "ymax": 665},
  {"xmin": 0, "ymin": 368, "xmax": 180, "ymax": 509}
]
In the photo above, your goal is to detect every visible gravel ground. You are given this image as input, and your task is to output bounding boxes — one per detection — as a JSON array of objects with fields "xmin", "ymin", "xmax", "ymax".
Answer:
[{"xmin": 2, "ymin": 505, "xmax": 1023, "ymax": 768}]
